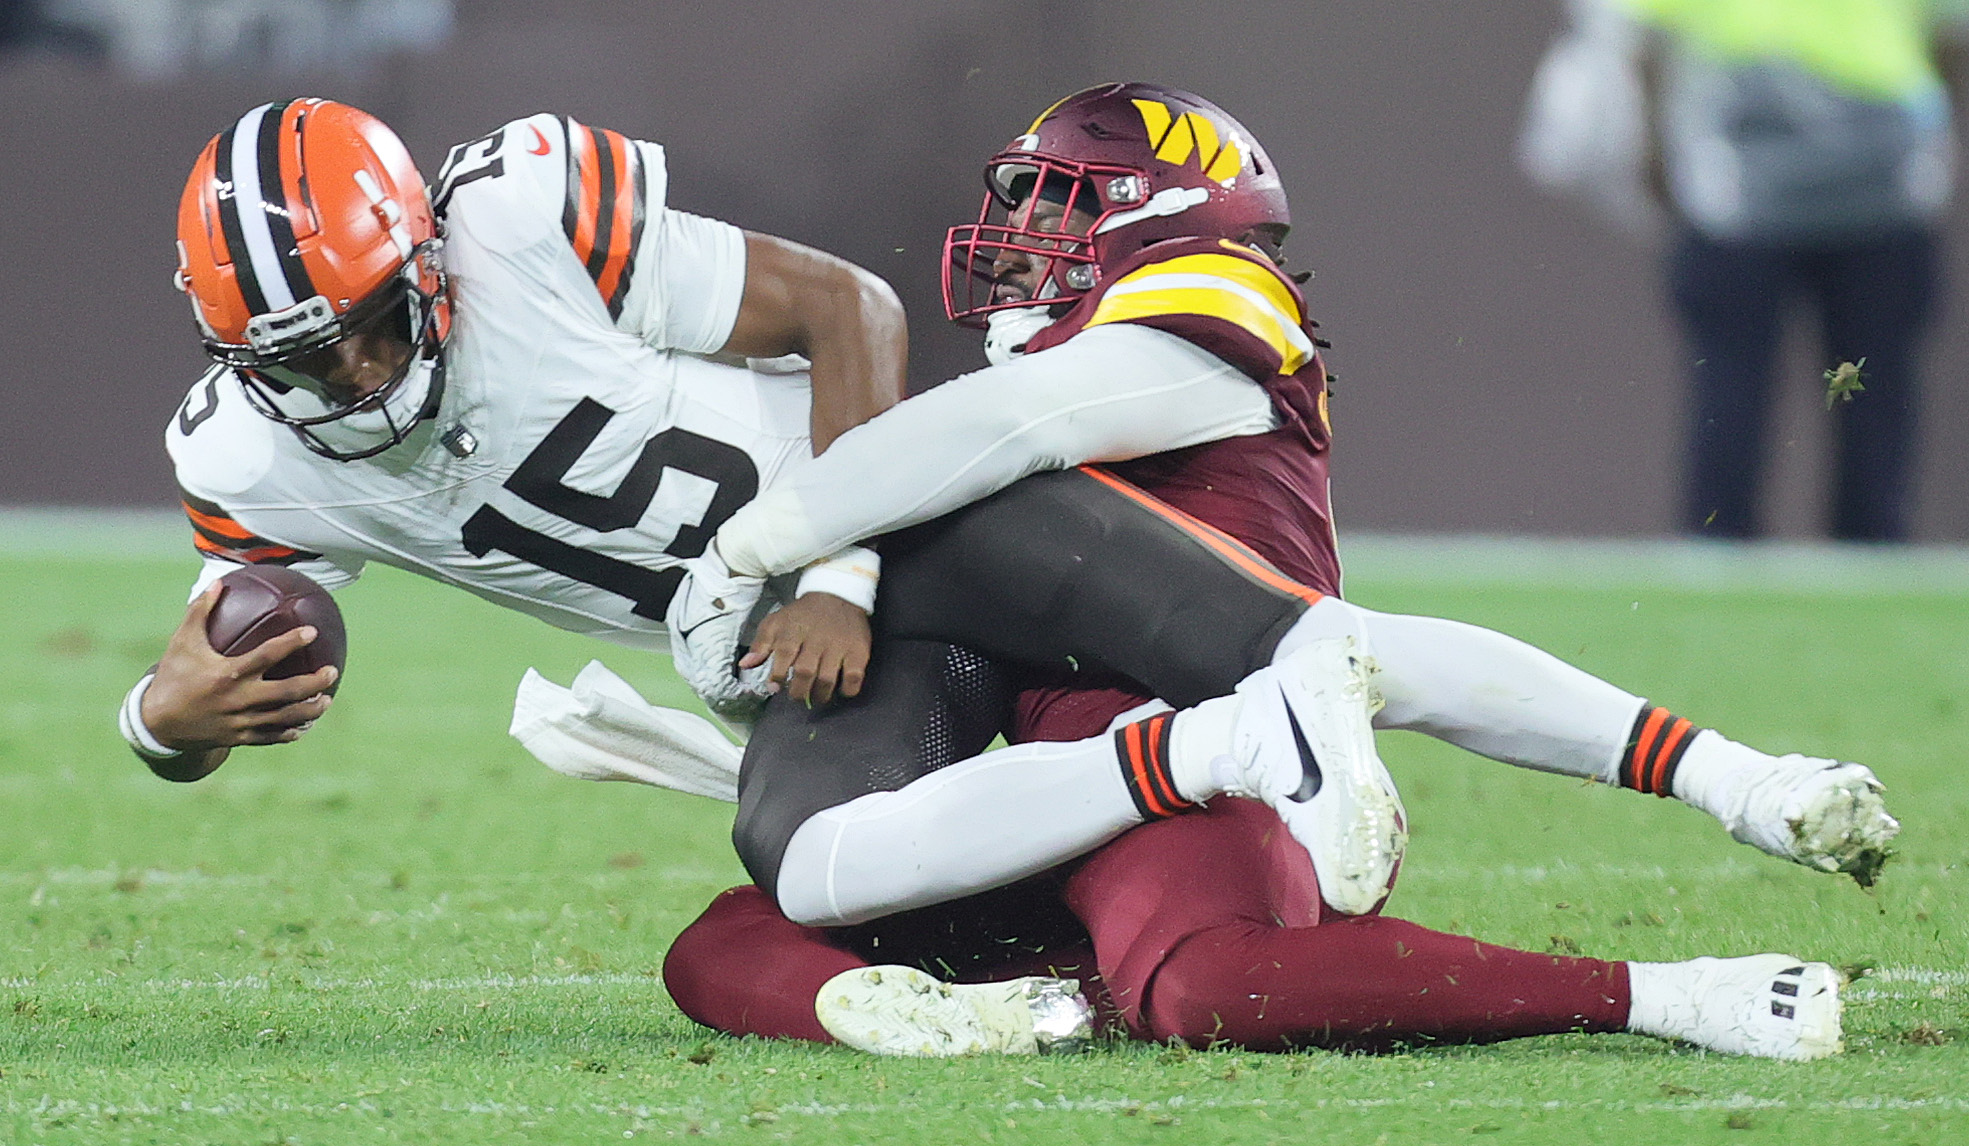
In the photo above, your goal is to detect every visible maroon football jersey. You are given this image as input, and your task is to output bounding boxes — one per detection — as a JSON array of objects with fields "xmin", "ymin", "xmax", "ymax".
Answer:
[{"xmin": 1013, "ymin": 237, "xmax": 1342, "ymax": 743}]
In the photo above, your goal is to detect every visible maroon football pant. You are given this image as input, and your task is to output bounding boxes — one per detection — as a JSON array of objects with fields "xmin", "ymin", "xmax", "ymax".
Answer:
[{"xmin": 664, "ymin": 799, "xmax": 1631, "ymax": 1051}]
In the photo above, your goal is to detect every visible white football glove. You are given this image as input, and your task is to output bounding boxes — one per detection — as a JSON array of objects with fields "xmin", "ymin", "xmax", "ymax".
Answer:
[{"xmin": 666, "ymin": 547, "xmax": 774, "ymax": 719}]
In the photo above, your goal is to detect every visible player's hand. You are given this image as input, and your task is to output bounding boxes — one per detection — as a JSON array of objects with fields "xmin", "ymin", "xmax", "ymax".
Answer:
[
  {"xmin": 740, "ymin": 591, "xmax": 871, "ymax": 706},
  {"xmin": 141, "ymin": 582, "xmax": 339, "ymax": 751}
]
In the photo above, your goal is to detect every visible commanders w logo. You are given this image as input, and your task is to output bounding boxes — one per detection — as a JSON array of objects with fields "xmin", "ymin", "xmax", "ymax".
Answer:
[{"xmin": 1130, "ymin": 99, "xmax": 1244, "ymax": 185}]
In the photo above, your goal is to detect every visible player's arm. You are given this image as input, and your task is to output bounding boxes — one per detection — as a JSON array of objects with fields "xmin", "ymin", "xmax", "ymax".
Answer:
[
  {"xmin": 722, "ymin": 232, "xmax": 908, "ymax": 452},
  {"xmin": 711, "ymin": 233, "xmax": 902, "ymax": 703},
  {"xmin": 124, "ymin": 483, "xmax": 359, "ymax": 778},
  {"xmin": 712, "ymin": 323, "xmax": 1277, "ymax": 579},
  {"xmin": 517, "ymin": 119, "xmax": 906, "ymax": 451},
  {"xmin": 124, "ymin": 582, "xmax": 337, "ymax": 781}
]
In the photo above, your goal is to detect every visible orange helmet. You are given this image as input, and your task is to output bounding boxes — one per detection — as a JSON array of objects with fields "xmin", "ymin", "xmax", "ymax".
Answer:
[{"xmin": 176, "ymin": 99, "xmax": 450, "ymax": 459}]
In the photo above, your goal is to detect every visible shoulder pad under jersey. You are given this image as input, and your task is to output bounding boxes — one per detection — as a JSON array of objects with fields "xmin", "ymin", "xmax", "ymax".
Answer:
[
  {"xmin": 165, "ymin": 368, "xmax": 325, "ymax": 567},
  {"xmin": 1074, "ymin": 238, "xmax": 1317, "ymax": 381},
  {"xmin": 434, "ymin": 113, "xmax": 671, "ymax": 322},
  {"xmin": 166, "ymin": 366, "xmax": 279, "ymax": 502}
]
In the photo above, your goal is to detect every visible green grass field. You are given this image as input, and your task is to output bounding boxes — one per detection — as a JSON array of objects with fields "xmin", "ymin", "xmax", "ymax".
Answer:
[{"xmin": 2, "ymin": 529, "xmax": 1965, "ymax": 1144}]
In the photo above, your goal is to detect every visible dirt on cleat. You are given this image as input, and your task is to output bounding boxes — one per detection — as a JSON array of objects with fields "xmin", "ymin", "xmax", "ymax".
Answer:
[{"xmin": 1846, "ymin": 846, "xmax": 1893, "ymax": 889}]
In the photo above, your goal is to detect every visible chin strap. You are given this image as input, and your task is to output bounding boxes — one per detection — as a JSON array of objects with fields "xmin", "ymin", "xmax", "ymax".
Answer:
[
  {"xmin": 1093, "ymin": 185, "xmax": 1210, "ymax": 235},
  {"xmin": 984, "ymin": 307, "xmax": 1054, "ymax": 366}
]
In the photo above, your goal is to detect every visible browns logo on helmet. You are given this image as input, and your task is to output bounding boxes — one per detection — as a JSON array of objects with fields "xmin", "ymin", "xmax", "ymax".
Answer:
[
  {"xmin": 175, "ymin": 98, "xmax": 451, "ymax": 460},
  {"xmin": 942, "ymin": 82, "xmax": 1291, "ymax": 328}
]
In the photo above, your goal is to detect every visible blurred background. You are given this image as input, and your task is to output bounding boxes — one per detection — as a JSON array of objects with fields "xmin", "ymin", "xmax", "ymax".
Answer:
[{"xmin": 2, "ymin": 0, "xmax": 1965, "ymax": 539}]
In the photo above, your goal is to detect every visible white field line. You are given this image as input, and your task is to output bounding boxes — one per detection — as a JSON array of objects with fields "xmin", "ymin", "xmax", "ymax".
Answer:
[
  {"xmin": 2, "ymin": 965, "xmax": 1959, "ymax": 996},
  {"xmin": 0, "ymin": 972, "xmax": 659, "ymax": 992},
  {"xmin": 8, "ymin": 1093, "xmax": 1969, "ymax": 1122},
  {"xmin": 22, "ymin": 859, "xmax": 1952, "ymax": 889},
  {"xmin": 9, "ymin": 509, "xmax": 1969, "ymax": 595},
  {"xmin": 0, "ymin": 866, "xmax": 736, "ymax": 888}
]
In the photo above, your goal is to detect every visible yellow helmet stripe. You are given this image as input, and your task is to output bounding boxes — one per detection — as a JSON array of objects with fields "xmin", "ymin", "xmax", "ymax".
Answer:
[
  {"xmin": 1155, "ymin": 113, "xmax": 1197, "ymax": 165},
  {"xmin": 1025, "ymin": 93, "xmax": 1079, "ymax": 135},
  {"xmin": 1181, "ymin": 113, "xmax": 1220, "ymax": 169}
]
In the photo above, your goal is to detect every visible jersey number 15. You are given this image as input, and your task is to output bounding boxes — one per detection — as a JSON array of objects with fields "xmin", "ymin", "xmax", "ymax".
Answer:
[{"xmin": 462, "ymin": 398, "xmax": 758, "ymax": 620}]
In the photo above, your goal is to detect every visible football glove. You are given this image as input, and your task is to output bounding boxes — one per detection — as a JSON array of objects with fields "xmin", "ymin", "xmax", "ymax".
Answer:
[{"xmin": 666, "ymin": 546, "xmax": 775, "ymax": 719}]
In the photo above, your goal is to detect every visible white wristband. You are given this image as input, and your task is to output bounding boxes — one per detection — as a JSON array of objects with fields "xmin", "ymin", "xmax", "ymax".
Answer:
[
  {"xmin": 794, "ymin": 545, "xmax": 880, "ymax": 614},
  {"xmin": 118, "ymin": 674, "xmax": 183, "ymax": 761}
]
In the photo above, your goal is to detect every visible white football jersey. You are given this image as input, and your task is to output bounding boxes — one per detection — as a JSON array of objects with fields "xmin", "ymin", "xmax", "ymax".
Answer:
[{"xmin": 167, "ymin": 114, "xmax": 815, "ymax": 651}]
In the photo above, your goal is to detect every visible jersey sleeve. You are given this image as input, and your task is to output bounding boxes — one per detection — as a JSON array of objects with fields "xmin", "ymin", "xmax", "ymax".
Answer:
[
  {"xmin": 1069, "ymin": 240, "xmax": 1318, "ymax": 382},
  {"xmin": 177, "ymin": 486, "xmax": 363, "ymax": 594},
  {"xmin": 712, "ymin": 324, "xmax": 1277, "ymax": 578},
  {"xmin": 436, "ymin": 114, "xmax": 745, "ymax": 354}
]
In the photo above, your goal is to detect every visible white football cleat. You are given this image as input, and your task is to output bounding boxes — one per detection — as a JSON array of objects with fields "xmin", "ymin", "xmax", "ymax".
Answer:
[
  {"xmin": 1711, "ymin": 755, "xmax": 1898, "ymax": 885},
  {"xmin": 1628, "ymin": 955, "xmax": 1843, "ymax": 1061},
  {"xmin": 1215, "ymin": 637, "xmax": 1406, "ymax": 916},
  {"xmin": 815, "ymin": 965, "xmax": 1093, "ymax": 1057}
]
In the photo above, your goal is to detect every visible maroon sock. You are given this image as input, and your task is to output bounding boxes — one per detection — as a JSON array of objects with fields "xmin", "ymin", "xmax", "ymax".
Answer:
[
  {"xmin": 662, "ymin": 885, "xmax": 865, "ymax": 1043},
  {"xmin": 1142, "ymin": 915, "xmax": 1630, "ymax": 1051}
]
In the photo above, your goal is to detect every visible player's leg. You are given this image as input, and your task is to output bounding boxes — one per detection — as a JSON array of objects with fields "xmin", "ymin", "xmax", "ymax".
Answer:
[
  {"xmin": 1064, "ymin": 799, "xmax": 1840, "ymax": 1059},
  {"xmin": 873, "ymin": 466, "xmax": 1314, "ymax": 709},
  {"xmin": 754, "ymin": 466, "xmax": 1887, "ymax": 928},
  {"xmin": 1267, "ymin": 595, "xmax": 1898, "ymax": 878},
  {"xmin": 663, "ymin": 885, "xmax": 864, "ymax": 1042},
  {"xmin": 663, "ymin": 883, "xmax": 1100, "ymax": 1054},
  {"xmin": 745, "ymin": 632, "xmax": 1166, "ymax": 927},
  {"xmin": 733, "ymin": 639, "xmax": 1016, "ymax": 900}
]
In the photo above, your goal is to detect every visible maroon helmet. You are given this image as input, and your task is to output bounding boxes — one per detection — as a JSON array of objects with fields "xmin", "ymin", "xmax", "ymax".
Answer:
[{"xmin": 943, "ymin": 81, "xmax": 1290, "ymax": 326}]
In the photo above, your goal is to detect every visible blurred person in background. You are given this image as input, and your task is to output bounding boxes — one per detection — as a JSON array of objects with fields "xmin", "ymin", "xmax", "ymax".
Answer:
[{"xmin": 1620, "ymin": 0, "xmax": 1969, "ymax": 541}]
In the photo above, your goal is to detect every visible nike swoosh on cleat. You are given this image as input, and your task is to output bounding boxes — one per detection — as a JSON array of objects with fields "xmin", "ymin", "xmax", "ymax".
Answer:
[
  {"xmin": 528, "ymin": 125, "xmax": 551, "ymax": 155},
  {"xmin": 1282, "ymin": 691, "xmax": 1322, "ymax": 803}
]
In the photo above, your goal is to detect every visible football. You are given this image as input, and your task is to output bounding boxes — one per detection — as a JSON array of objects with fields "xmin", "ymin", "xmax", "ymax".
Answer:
[{"xmin": 205, "ymin": 565, "xmax": 347, "ymax": 690}]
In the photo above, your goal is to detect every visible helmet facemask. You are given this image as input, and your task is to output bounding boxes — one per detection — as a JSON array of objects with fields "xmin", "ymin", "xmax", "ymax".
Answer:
[
  {"xmin": 943, "ymin": 155, "xmax": 1139, "ymax": 328},
  {"xmin": 218, "ymin": 240, "xmax": 448, "ymax": 461},
  {"xmin": 942, "ymin": 83, "xmax": 1294, "ymax": 335}
]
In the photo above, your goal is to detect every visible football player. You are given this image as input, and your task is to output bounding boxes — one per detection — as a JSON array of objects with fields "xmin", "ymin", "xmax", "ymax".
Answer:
[
  {"xmin": 658, "ymin": 83, "xmax": 1858, "ymax": 1061},
  {"xmin": 674, "ymin": 84, "xmax": 1896, "ymax": 931},
  {"xmin": 128, "ymin": 97, "xmax": 1322, "ymax": 790}
]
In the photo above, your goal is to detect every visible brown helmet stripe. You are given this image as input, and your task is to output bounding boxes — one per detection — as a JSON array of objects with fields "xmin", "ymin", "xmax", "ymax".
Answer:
[{"xmin": 211, "ymin": 118, "xmax": 267, "ymax": 316}]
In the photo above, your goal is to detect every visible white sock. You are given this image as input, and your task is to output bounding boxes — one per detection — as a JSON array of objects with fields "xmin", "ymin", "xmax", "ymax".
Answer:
[
  {"xmin": 1670, "ymin": 730, "xmax": 1771, "ymax": 820},
  {"xmin": 1168, "ymin": 692, "xmax": 1239, "ymax": 803},
  {"xmin": 1624, "ymin": 960, "xmax": 1699, "ymax": 1040}
]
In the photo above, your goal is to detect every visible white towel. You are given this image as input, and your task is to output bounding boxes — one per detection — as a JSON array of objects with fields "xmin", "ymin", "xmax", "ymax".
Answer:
[{"xmin": 510, "ymin": 660, "xmax": 743, "ymax": 803}]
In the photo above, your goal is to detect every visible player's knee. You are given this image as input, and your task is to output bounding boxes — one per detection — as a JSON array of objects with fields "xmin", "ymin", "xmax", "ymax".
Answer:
[
  {"xmin": 730, "ymin": 799, "xmax": 800, "ymax": 898},
  {"xmin": 662, "ymin": 886, "xmax": 771, "ymax": 1029},
  {"xmin": 1138, "ymin": 930, "xmax": 1260, "ymax": 1047}
]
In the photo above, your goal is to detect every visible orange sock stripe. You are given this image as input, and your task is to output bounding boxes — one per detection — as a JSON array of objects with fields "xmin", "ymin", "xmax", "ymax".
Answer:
[
  {"xmin": 1650, "ymin": 716, "xmax": 1695, "ymax": 795},
  {"xmin": 1119, "ymin": 720, "xmax": 1163, "ymax": 818},
  {"xmin": 1140, "ymin": 712, "xmax": 1191, "ymax": 817},
  {"xmin": 1115, "ymin": 712, "xmax": 1191, "ymax": 820},
  {"xmin": 1620, "ymin": 704, "xmax": 1701, "ymax": 797},
  {"xmin": 1077, "ymin": 465, "xmax": 1324, "ymax": 606}
]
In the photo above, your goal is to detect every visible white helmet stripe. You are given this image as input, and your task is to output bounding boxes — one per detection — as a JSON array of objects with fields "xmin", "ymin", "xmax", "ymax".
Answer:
[{"xmin": 227, "ymin": 103, "xmax": 298, "ymax": 312}]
